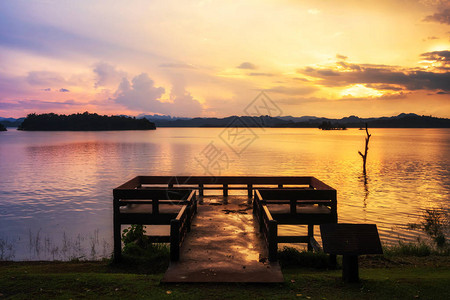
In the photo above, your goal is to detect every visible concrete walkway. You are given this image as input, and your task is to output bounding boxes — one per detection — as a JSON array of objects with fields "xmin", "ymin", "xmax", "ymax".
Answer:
[{"xmin": 162, "ymin": 195, "xmax": 284, "ymax": 283}]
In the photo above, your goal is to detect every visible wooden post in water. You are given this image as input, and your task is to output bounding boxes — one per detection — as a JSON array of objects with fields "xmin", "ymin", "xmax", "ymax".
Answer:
[{"xmin": 358, "ymin": 123, "xmax": 371, "ymax": 174}]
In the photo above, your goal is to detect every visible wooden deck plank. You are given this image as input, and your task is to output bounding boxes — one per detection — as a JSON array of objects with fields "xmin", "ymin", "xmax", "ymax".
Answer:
[{"xmin": 162, "ymin": 196, "xmax": 284, "ymax": 283}]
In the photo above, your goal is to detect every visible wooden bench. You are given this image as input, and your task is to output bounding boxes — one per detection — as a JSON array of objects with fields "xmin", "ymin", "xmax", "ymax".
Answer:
[
  {"xmin": 254, "ymin": 188, "xmax": 337, "ymax": 261},
  {"xmin": 320, "ymin": 223, "xmax": 383, "ymax": 282},
  {"xmin": 113, "ymin": 188, "xmax": 197, "ymax": 261}
]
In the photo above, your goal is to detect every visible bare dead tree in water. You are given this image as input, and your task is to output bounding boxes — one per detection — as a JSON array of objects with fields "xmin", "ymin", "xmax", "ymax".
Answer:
[{"xmin": 358, "ymin": 123, "xmax": 371, "ymax": 174}]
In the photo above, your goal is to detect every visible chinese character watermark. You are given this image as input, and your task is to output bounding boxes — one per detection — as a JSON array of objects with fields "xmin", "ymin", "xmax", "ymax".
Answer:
[
  {"xmin": 218, "ymin": 118, "xmax": 258, "ymax": 156},
  {"xmin": 194, "ymin": 141, "xmax": 229, "ymax": 176},
  {"xmin": 244, "ymin": 91, "xmax": 282, "ymax": 117}
]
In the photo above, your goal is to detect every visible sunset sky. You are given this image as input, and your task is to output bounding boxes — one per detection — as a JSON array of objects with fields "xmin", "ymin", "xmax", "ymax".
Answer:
[{"xmin": 1, "ymin": 0, "xmax": 449, "ymax": 118}]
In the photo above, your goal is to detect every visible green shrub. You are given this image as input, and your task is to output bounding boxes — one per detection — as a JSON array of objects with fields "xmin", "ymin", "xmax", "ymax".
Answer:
[
  {"xmin": 408, "ymin": 208, "xmax": 449, "ymax": 249},
  {"xmin": 115, "ymin": 225, "xmax": 169, "ymax": 273},
  {"xmin": 278, "ymin": 247, "xmax": 331, "ymax": 269}
]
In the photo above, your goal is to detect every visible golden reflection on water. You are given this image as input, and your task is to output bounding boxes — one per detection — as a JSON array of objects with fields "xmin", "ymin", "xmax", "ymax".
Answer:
[{"xmin": 0, "ymin": 128, "xmax": 448, "ymax": 260}]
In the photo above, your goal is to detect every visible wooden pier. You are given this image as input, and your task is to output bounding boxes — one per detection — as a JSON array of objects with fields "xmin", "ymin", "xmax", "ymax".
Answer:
[{"xmin": 113, "ymin": 176, "xmax": 338, "ymax": 283}]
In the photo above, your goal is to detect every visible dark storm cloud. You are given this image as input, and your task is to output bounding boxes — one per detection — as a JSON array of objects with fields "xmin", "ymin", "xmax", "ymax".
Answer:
[
  {"xmin": 316, "ymin": 69, "xmax": 340, "ymax": 76},
  {"xmin": 298, "ymin": 52, "xmax": 450, "ymax": 92},
  {"xmin": 423, "ymin": 8, "xmax": 450, "ymax": 25},
  {"xmin": 421, "ymin": 50, "xmax": 450, "ymax": 71},
  {"xmin": 420, "ymin": 50, "xmax": 450, "ymax": 62},
  {"xmin": 337, "ymin": 61, "xmax": 361, "ymax": 71}
]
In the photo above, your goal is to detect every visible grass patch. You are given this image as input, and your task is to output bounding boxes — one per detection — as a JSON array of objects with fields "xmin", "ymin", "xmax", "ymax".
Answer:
[
  {"xmin": 384, "ymin": 241, "xmax": 450, "ymax": 257},
  {"xmin": 1, "ymin": 259, "xmax": 449, "ymax": 299}
]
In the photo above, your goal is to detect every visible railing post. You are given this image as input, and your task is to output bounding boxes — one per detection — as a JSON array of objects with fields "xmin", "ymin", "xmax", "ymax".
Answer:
[
  {"xmin": 186, "ymin": 206, "xmax": 192, "ymax": 232},
  {"xmin": 113, "ymin": 196, "xmax": 122, "ymax": 262},
  {"xmin": 307, "ymin": 224, "xmax": 314, "ymax": 251},
  {"xmin": 259, "ymin": 205, "xmax": 264, "ymax": 233},
  {"xmin": 252, "ymin": 194, "xmax": 256, "ymax": 215},
  {"xmin": 170, "ymin": 219, "xmax": 180, "ymax": 261},
  {"xmin": 290, "ymin": 199, "xmax": 296, "ymax": 214},
  {"xmin": 247, "ymin": 184, "xmax": 252, "ymax": 198},
  {"xmin": 199, "ymin": 184, "xmax": 204, "ymax": 197},
  {"xmin": 268, "ymin": 220, "xmax": 278, "ymax": 262},
  {"xmin": 152, "ymin": 198, "xmax": 159, "ymax": 214},
  {"xmin": 193, "ymin": 193, "xmax": 198, "ymax": 214},
  {"xmin": 223, "ymin": 184, "xmax": 228, "ymax": 197}
]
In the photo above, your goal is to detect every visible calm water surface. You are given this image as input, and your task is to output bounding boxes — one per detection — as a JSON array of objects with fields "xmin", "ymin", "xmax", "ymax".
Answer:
[{"xmin": 0, "ymin": 127, "xmax": 449, "ymax": 260}]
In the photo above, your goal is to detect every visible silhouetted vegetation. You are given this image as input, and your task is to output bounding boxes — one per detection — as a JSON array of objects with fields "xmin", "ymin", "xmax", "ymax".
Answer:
[
  {"xmin": 318, "ymin": 121, "xmax": 347, "ymax": 130},
  {"xmin": 408, "ymin": 208, "xmax": 449, "ymax": 250},
  {"xmin": 278, "ymin": 247, "xmax": 332, "ymax": 269},
  {"xmin": 0, "ymin": 123, "xmax": 6, "ymax": 131},
  {"xmin": 383, "ymin": 241, "xmax": 432, "ymax": 257},
  {"xmin": 18, "ymin": 112, "xmax": 156, "ymax": 131},
  {"xmin": 116, "ymin": 225, "xmax": 169, "ymax": 273}
]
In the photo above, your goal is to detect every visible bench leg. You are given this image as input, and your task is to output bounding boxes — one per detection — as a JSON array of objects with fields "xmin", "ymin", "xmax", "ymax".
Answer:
[
  {"xmin": 329, "ymin": 254, "xmax": 337, "ymax": 268},
  {"xmin": 342, "ymin": 255, "xmax": 359, "ymax": 283}
]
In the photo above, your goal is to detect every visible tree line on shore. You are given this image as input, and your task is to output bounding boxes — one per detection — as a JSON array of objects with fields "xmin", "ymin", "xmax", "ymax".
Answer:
[{"xmin": 17, "ymin": 112, "xmax": 156, "ymax": 131}]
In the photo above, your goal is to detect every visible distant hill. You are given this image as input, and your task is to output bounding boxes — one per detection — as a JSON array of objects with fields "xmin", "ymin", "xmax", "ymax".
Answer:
[
  {"xmin": 18, "ymin": 112, "xmax": 156, "ymax": 131},
  {"xmin": 278, "ymin": 113, "xmax": 450, "ymax": 128},
  {"xmin": 0, "ymin": 123, "xmax": 6, "ymax": 131},
  {"xmin": 143, "ymin": 113, "xmax": 450, "ymax": 128},
  {"xmin": 145, "ymin": 115, "xmax": 292, "ymax": 127},
  {"xmin": 3, "ymin": 113, "xmax": 449, "ymax": 129},
  {"xmin": 0, "ymin": 117, "xmax": 25, "ymax": 127}
]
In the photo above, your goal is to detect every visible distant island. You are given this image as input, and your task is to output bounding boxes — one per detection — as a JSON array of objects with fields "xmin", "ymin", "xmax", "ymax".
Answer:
[
  {"xmin": 0, "ymin": 123, "xmax": 6, "ymax": 131},
  {"xmin": 318, "ymin": 121, "xmax": 347, "ymax": 130},
  {"xmin": 17, "ymin": 112, "xmax": 156, "ymax": 131}
]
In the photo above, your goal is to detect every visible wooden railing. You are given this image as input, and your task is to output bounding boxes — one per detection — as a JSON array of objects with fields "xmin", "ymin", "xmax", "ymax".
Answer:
[
  {"xmin": 114, "ymin": 176, "xmax": 337, "ymax": 263},
  {"xmin": 115, "ymin": 176, "xmax": 332, "ymax": 197},
  {"xmin": 254, "ymin": 187, "xmax": 337, "ymax": 260},
  {"xmin": 256, "ymin": 188, "xmax": 337, "ymax": 224},
  {"xmin": 113, "ymin": 188, "xmax": 196, "ymax": 262},
  {"xmin": 253, "ymin": 190, "xmax": 278, "ymax": 262},
  {"xmin": 170, "ymin": 203, "xmax": 195, "ymax": 261}
]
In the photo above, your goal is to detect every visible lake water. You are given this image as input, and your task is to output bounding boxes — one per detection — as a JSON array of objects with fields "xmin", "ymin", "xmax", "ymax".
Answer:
[{"xmin": 0, "ymin": 127, "xmax": 449, "ymax": 260}]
